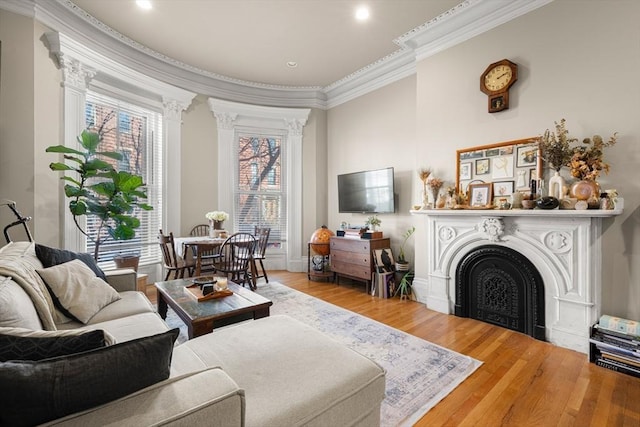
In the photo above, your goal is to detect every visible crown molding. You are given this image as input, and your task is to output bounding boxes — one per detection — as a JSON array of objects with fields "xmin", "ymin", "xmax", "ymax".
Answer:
[{"xmin": 1, "ymin": 0, "xmax": 554, "ymax": 110}]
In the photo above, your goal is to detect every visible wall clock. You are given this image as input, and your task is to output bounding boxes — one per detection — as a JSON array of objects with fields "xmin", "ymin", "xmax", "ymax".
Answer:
[{"xmin": 480, "ymin": 59, "xmax": 518, "ymax": 113}]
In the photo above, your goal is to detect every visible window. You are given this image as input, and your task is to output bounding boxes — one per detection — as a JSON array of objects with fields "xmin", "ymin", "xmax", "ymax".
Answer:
[
  {"xmin": 84, "ymin": 91, "xmax": 163, "ymax": 267},
  {"xmin": 235, "ymin": 134, "xmax": 285, "ymax": 249}
]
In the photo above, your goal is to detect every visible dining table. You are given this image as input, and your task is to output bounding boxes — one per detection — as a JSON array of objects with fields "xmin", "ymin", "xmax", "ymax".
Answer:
[{"xmin": 173, "ymin": 236, "xmax": 259, "ymax": 290}]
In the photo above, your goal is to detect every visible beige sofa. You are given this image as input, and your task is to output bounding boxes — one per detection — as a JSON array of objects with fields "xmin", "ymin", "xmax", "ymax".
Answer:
[{"xmin": 0, "ymin": 242, "xmax": 386, "ymax": 426}]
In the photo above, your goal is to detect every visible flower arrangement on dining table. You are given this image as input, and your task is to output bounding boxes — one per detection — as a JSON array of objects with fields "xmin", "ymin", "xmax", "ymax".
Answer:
[{"xmin": 205, "ymin": 211, "xmax": 229, "ymax": 222}]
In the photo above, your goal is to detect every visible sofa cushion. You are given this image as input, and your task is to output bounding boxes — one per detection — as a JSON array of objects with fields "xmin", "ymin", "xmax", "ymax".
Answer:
[
  {"xmin": 57, "ymin": 312, "xmax": 170, "ymax": 344},
  {"xmin": 0, "ymin": 329, "xmax": 107, "ymax": 362},
  {"xmin": 0, "ymin": 328, "xmax": 179, "ymax": 426},
  {"xmin": 0, "ymin": 276, "xmax": 43, "ymax": 330},
  {"xmin": 35, "ymin": 243, "xmax": 107, "ymax": 281},
  {"xmin": 37, "ymin": 260, "xmax": 121, "ymax": 324}
]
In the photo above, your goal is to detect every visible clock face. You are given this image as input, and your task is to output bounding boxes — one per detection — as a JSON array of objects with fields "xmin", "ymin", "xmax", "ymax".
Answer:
[{"xmin": 484, "ymin": 64, "xmax": 513, "ymax": 92}]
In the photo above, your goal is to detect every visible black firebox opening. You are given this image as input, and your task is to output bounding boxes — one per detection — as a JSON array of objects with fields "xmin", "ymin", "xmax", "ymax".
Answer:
[{"xmin": 455, "ymin": 245, "xmax": 545, "ymax": 341}]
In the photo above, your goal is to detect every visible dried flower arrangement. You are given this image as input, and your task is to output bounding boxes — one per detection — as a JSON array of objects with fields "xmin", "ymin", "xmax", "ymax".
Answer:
[
  {"xmin": 427, "ymin": 177, "xmax": 444, "ymax": 193},
  {"xmin": 537, "ymin": 119, "xmax": 618, "ymax": 181},
  {"xmin": 536, "ymin": 118, "xmax": 576, "ymax": 172},
  {"xmin": 418, "ymin": 168, "xmax": 431, "ymax": 184},
  {"xmin": 570, "ymin": 132, "xmax": 618, "ymax": 181}
]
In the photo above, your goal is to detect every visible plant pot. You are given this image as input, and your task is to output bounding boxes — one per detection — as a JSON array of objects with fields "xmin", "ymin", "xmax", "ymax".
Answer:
[
  {"xmin": 396, "ymin": 261, "xmax": 410, "ymax": 272},
  {"xmin": 114, "ymin": 255, "xmax": 140, "ymax": 272}
]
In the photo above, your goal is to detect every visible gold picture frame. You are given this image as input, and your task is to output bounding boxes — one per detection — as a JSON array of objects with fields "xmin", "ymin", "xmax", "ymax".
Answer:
[{"xmin": 468, "ymin": 183, "xmax": 493, "ymax": 207}]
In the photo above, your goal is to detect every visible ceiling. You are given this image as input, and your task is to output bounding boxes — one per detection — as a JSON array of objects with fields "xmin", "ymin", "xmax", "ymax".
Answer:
[{"xmin": 70, "ymin": 0, "xmax": 462, "ymax": 88}]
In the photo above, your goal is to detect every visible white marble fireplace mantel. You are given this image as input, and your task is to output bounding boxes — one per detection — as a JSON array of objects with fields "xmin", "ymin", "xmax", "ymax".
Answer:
[{"xmin": 410, "ymin": 201, "xmax": 623, "ymax": 353}]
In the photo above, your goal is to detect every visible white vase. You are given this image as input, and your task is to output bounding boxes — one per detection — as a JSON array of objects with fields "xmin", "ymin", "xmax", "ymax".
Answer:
[{"xmin": 548, "ymin": 171, "xmax": 566, "ymax": 200}]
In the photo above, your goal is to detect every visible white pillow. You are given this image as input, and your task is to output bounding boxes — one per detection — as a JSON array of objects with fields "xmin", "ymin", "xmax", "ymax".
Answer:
[{"xmin": 37, "ymin": 260, "xmax": 121, "ymax": 324}]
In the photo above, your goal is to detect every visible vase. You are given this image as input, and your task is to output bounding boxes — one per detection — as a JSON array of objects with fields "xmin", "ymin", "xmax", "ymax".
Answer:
[
  {"xmin": 208, "ymin": 221, "xmax": 215, "ymax": 237},
  {"xmin": 430, "ymin": 189, "xmax": 440, "ymax": 207},
  {"xmin": 422, "ymin": 183, "xmax": 429, "ymax": 208},
  {"xmin": 436, "ymin": 194, "xmax": 446, "ymax": 209},
  {"xmin": 548, "ymin": 171, "xmax": 566, "ymax": 200},
  {"xmin": 570, "ymin": 180, "xmax": 600, "ymax": 201}
]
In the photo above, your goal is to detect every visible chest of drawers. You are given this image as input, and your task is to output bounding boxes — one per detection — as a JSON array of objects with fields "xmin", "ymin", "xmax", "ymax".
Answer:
[{"xmin": 330, "ymin": 236, "xmax": 391, "ymax": 291}]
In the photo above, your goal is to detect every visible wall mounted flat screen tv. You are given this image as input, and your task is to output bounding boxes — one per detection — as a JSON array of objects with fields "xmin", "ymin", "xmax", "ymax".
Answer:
[{"xmin": 337, "ymin": 167, "xmax": 395, "ymax": 213}]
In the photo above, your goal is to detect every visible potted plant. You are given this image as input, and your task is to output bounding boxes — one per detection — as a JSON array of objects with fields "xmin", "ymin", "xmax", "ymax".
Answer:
[
  {"xmin": 396, "ymin": 226, "xmax": 415, "ymax": 272},
  {"xmin": 46, "ymin": 130, "xmax": 152, "ymax": 262},
  {"xmin": 394, "ymin": 269, "xmax": 414, "ymax": 300},
  {"xmin": 365, "ymin": 215, "xmax": 381, "ymax": 231}
]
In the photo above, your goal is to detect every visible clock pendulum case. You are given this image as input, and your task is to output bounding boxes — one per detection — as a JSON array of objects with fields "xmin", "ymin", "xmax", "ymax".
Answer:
[{"xmin": 480, "ymin": 59, "xmax": 518, "ymax": 113}]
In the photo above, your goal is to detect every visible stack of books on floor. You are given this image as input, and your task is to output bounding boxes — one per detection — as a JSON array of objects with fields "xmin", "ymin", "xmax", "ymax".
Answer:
[{"xmin": 589, "ymin": 314, "xmax": 640, "ymax": 378}]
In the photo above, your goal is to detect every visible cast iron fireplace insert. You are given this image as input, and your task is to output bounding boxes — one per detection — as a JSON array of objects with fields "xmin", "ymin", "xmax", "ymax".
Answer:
[{"xmin": 455, "ymin": 245, "xmax": 545, "ymax": 341}]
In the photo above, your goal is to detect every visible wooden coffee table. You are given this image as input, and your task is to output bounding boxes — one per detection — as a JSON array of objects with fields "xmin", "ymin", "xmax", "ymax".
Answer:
[{"xmin": 155, "ymin": 278, "xmax": 272, "ymax": 339}]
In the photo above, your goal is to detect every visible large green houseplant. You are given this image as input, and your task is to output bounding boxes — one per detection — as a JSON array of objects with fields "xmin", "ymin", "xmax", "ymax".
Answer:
[{"xmin": 46, "ymin": 130, "xmax": 152, "ymax": 261}]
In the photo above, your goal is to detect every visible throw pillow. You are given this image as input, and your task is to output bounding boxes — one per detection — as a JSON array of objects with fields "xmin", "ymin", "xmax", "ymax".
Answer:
[
  {"xmin": 0, "ymin": 326, "xmax": 117, "ymax": 346},
  {"xmin": 35, "ymin": 243, "xmax": 107, "ymax": 281},
  {"xmin": 0, "ymin": 328, "xmax": 179, "ymax": 427},
  {"xmin": 0, "ymin": 329, "xmax": 107, "ymax": 361},
  {"xmin": 36, "ymin": 260, "xmax": 121, "ymax": 324}
]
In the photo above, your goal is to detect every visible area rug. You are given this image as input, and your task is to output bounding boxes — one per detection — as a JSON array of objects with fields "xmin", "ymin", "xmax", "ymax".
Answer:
[{"xmin": 163, "ymin": 282, "xmax": 482, "ymax": 426}]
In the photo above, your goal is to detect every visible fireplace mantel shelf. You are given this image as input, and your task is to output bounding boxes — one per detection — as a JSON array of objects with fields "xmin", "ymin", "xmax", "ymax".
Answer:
[{"xmin": 410, "ymin": 199, "xmax": 623, "ymax": 218}]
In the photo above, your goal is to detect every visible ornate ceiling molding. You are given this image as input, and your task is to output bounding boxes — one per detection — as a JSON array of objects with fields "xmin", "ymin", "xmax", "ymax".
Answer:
[{"xmin": 1, "ymin": 0, "xmax": 554, "ymax": 109}]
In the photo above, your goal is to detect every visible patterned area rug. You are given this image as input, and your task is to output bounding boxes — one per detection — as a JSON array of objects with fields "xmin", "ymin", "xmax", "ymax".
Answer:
[{"xmin": 164, "ymin": 282, "xmax": 482, "ymax": 426}]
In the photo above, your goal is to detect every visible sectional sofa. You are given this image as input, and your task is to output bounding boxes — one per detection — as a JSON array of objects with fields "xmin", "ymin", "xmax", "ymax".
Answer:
[{"xmin": 0, "ymin": 241, "xmax": 386, "ymax": 426}]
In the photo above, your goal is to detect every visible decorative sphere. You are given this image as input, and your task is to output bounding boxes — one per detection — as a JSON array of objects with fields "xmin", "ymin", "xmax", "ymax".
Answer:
[{"xmin": 310, "ymin": 225, "xmax": 334, "ymax": 256}]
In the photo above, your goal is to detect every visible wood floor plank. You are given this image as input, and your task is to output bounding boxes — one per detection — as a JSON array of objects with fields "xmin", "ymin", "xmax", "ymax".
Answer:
[{"xmin": 147, "ymin": 271, "xmax": 640, "ymax": 425}]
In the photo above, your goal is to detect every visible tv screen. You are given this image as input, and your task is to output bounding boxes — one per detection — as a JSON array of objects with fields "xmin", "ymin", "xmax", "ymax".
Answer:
[{"xmin": 337, "ymin": 167, "xmax": 395, "ymax": 213}]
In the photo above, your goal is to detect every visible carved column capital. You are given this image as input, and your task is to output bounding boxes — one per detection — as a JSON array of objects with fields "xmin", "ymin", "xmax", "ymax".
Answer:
[
  {"xmin": 285, "ymin": 118, "xmax": 306, "ymax": 136},
  {"xmin": 58, "ymin": 54, "xmax": 96, "ymax": 90},
  {"xmin": 214, "ymin": 112, "xmax": 238, "ymax": 130}
]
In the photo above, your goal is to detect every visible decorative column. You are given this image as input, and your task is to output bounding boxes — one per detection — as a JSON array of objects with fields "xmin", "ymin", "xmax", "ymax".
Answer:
[
  {"xmin": 285, "ymin": 118, "xmax": 305, "ymax": 272},
  {"xmin": 163, "ymin": 97, "xmax": 191, "ymax": 236},
  {"xmin": 58, "ymin": 54, "xmax": 96, "ymax": 252}
]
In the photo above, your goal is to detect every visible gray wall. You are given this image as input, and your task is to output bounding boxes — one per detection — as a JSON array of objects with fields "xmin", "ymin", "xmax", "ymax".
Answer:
[{"xmin": 326, "ymin": 0, "xmax": 640, "ymax": 320}]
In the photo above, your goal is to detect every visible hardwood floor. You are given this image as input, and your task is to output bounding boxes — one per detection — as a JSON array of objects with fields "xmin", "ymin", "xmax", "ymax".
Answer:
[{"xmin": 148, "ymin": 271, "xmax": 640, "ymax": 426}]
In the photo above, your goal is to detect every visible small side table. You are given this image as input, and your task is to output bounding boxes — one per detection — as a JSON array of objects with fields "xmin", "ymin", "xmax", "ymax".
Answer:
[
  {"xmin": 136, "ymin": 273, "xmax": 148, "ymax": 293},
  {"xmin": 307, "ymin": 242, "xmax": 334, "ymax": 282}
]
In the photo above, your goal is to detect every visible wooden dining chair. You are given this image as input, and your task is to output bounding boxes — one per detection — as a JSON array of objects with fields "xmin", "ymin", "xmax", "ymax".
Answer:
[
  {"xmin": 158, "ymin": 229, "xmax": 195, "ymax": 280},
  {"xmin": 189, "ymin": 224, "xmax": 218, "ymax": 273},
  {"xmin": 252, "ymin": 226, "xmax": 271, "ymax": 283},
  {"xmin": 211, "ymin": 232, "xmax": 257, "ymax": 288}
]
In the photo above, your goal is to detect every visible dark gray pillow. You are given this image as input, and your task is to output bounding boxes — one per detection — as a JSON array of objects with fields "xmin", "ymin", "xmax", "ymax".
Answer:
[
  {"xmin": 0, "ymin": 328, "xmax": 179, "ymax": 426},
  {"xmin": 35, "ymin": 243, "xmax": 107, "ymax": 281},
  {"xmin": 0, "ymin": 329, "xmax": 106, "ymax": 362}
]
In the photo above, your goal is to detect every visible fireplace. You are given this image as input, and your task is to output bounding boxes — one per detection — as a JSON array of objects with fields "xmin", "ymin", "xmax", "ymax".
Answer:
[
  {"xmin": 410, "ymin": 205, "xmax": 623, "ymax": 354},
  {"xmin": 455, "ymin": 245, "xmax": 545, "ymax": 340}
]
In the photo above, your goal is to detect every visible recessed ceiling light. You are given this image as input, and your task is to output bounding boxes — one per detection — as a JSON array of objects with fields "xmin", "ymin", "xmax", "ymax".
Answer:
[
  {"xmin": 355, "ymin": 6, "xmax": 370, "ymax": 21},
  {"xmin": 286, "ymin": 61, "xmax": 298, "ymax": 68},
  {"xmin": 136, "ymin": 0, "xmax": 152, "ymax": 10}
]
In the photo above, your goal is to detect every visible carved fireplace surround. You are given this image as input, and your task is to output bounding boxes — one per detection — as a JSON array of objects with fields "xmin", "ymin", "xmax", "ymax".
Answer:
[{"xmin": 411, "ymin": 203, "xmax": 623, "ymax": 354}]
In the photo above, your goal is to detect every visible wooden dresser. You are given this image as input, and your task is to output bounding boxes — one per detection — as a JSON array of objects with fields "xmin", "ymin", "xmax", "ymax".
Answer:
[{"xmin": 330, "ymin": 236, "xmax": 391, "ymax": 291}]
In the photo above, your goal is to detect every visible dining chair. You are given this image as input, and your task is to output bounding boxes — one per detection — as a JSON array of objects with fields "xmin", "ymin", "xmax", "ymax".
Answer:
[
  {"xmin": 211, "ymin": 232, "xmax": 257, "ymax": 288},
  {"xmin": 158, "ymin": 229, "xmax": 195, "ymax": 280},
  {"xmin": 252, "ymin": 226, "xmax": 271, "ymax": 283},
  {"xmin": 189, "ymin": 224, "xmax": 218, "ymax": 273}
]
